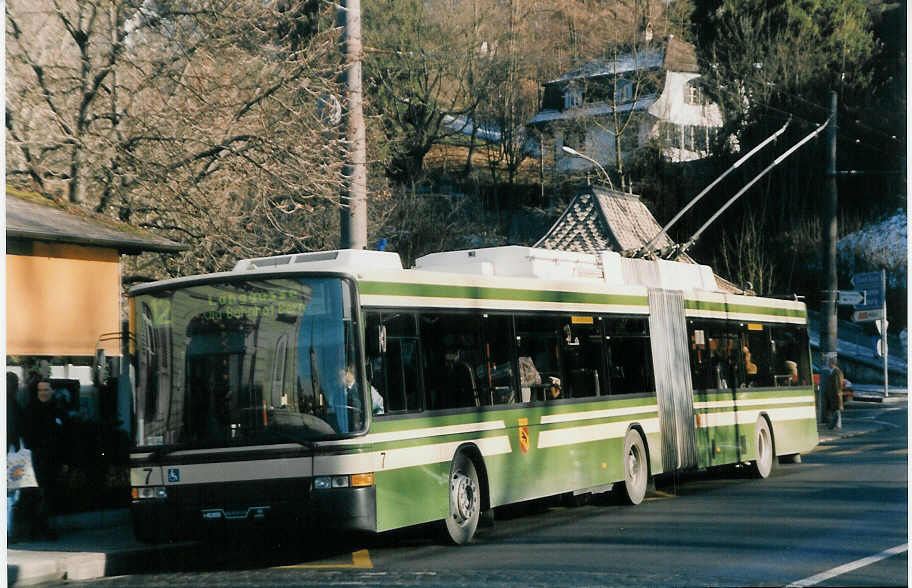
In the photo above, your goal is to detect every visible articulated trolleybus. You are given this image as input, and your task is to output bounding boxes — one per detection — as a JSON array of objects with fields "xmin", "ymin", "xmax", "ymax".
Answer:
[{"xmin": 129, "ymin": 246, "xmax": 817, "ymax": 544}]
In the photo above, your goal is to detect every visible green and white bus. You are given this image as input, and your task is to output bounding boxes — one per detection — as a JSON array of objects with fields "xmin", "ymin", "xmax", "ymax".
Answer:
[{"xmin": 129, "ymin": 246, "xmax": 817, "ymax": 544}]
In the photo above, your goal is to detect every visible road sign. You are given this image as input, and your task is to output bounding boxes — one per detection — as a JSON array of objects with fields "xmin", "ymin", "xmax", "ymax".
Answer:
[
  {"xmin": 851, "ymin": 272, "xmax": 884, "ymax": 310},
  {"xmin": 853, "ymin": 308, "xmax": 884, "ymax": 322},
  {"xmin": 836, "ymin": 290, "xmax": 865, "ymax": 305}
]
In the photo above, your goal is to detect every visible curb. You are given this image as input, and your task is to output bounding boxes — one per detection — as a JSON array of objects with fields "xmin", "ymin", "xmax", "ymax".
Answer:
[{"xmin": 7, "ymin": 530, "xmax": 196, "ymax": 587}]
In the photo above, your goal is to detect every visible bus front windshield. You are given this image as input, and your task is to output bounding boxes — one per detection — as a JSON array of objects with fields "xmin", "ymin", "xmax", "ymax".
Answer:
[{"xmin": 132, "ymin": 277, "xmax": 363, "ymax": 448}]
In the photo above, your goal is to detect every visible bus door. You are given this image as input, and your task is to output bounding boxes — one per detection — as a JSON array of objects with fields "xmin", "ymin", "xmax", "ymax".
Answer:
[{"xmin": 647, "ymin": 289, "xmax": 698, "ymax": 472}]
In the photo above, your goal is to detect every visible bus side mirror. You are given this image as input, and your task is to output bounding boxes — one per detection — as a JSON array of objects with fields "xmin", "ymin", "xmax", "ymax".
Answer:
[{"xmin": 367, "ymin": 325, "xmax": 387, "ymax": 356}]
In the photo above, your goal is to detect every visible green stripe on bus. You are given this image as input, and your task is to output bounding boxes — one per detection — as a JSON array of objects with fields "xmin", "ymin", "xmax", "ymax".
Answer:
[
  {"xmin": 360, "ymin": 281, "xmax": 648, "ymax": 307},
  {"xmin": 684, "ymin": 299, "xmax": 807, "ymax": 319}
]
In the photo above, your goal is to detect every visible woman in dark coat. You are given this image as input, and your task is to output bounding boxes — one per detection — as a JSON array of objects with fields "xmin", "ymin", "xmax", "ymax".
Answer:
[{"xmin": 22, "ymin": 377, "xmax": 67, "ymax": 539}]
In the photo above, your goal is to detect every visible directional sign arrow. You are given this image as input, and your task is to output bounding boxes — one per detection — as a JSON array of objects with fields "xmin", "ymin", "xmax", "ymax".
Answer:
[{"xmin": 837, "ymin": 290, "xmax": 865, "ymax": 305}]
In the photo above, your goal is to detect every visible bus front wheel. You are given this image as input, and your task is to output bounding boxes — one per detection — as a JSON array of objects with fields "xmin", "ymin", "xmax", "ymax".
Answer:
[
  {"xmin": 619, "ymin": 429, "xmax": 648, "ymax": 505},
  {"xmin": 443, "ymin": 452, "xmax": 480, "ymax": 545}
]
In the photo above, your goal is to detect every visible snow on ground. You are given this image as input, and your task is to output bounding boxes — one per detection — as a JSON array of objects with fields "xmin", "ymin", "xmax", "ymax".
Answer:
[{"xmin": 837, "ymin": 209, "xmax": 907, "ymax": 289}]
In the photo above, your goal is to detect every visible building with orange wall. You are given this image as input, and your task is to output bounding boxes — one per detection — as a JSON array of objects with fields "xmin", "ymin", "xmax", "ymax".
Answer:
[{"xmin": 6, "ymin": 190, "xmax": 185, "ymax": 417}]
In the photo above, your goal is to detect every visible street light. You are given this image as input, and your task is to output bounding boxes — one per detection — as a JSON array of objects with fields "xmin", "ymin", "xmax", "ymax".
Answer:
[{"xmin": 560, "ymin": 146, "xmax": 614, "ymax": 189}]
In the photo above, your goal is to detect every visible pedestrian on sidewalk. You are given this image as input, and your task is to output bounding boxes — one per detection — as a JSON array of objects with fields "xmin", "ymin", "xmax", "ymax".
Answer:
[
  {"xmin": 823, "ymin": 357, "xmax": 844, "ymax": 430},
  {"xmin": 8, "ymin": 372, "xmax": 26, "ymax": 543},
  {"xmin": 22, "ymin": 377, "xmax": 69, "ymax": 540}
]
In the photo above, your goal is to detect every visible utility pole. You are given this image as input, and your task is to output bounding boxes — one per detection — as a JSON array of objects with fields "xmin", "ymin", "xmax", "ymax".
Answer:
[
  {"xmin": 338, "ymin": 0, "xmax": 368, "ymax": 250},
  {"xmin": 821, "ymin": 91, "xmax": 838, "ymax": 366}
]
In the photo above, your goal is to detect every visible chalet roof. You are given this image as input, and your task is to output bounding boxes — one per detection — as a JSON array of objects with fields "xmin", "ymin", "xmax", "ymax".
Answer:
[
  {"xmin": 547, "ymin": 47, "xmax": 666, "ymax": 85},
  {"xmin": 544, "ymin": 36, "xmax": 698, "ymax": 86},
  {"xmin": 663, "ymin": 36, "xmax": 699, "ymax": 73},
  {"xmin": 535, "ymin": 186, "xmax": 675, "ymax": 253},
  {"xmin": 6, "ymin": 191, "xmax": 186, "ymax": 254}
]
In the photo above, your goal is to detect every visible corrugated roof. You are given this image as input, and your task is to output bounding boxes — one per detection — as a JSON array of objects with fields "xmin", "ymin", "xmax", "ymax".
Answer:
[
  {"xmin": 535, "ymin": 186, "xmax": 675, "ymax": 253},
  {"xmin": 6, "ymin": 192, "xmax": 186, "ymax": 254}
]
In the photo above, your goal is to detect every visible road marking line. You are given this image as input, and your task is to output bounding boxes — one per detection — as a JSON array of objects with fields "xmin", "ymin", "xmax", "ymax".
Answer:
[
  {"xmin": 886, "ymin": 448, "xmax": 908, "ymax": 455},
  {"xmin": 811, "ymin": 445, "xmax": 835, "ymax": 452},
  {"xmin": 277, "ymin": 549, "xmax": 373, "ymax": 569},
  {"xmin": 785, "ymin": 543, "xmax": 908, "ymax": 587}
]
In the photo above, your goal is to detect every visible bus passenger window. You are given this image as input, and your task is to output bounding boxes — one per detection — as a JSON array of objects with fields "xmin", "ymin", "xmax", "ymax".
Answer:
[
  {"xmin": 419, "ymin": 312, "xmax": 483, "ymax": 410},
  {"xmin": 771, "ymin": 326, "xmax": 810, "ymax": 386},
  {"xmin": 605, "ymin": 318, "xmax": 654, "ymax": 395},
  {"xmin": 515, "ymin": 314, "xmax": 562, "ymax": 402},
  {"xmin": 367, "ymin": 311, "xmax": 421, "ymax": 413},
  {"xmin": 482, "ymin": 314, "xmax": 516, "ymax": 405},
  {"xmin": 562, "ymin": 317, "xmax": 605, "ymax": 398}
]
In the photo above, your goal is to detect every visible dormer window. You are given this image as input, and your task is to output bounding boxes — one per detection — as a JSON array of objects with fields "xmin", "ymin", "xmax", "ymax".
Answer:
[
  {"xmin": 685, "ymin": 81, "xmax": 705, "ymax": 105},
  {"xmin": 564, "ymin": 82, "xmax": 582, "ymax": 110},
  {"xmin": 614, "ymin": 78, "xmax": 633, "ymax": 104}
]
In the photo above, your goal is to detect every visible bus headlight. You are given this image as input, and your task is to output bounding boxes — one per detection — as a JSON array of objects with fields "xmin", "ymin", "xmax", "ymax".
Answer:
[
  {"xmin": 313, "ymin": 473, "xmax": 374, "ymax": 490},
  {"xmin": 132, "ymin": 486, "xmax": 167, "ymax": 500}
]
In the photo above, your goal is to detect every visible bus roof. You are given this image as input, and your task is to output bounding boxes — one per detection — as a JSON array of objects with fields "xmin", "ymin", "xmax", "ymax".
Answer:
[{"xmin": 131, "ymin": 246, "xmax": 806, "ymax": 324}]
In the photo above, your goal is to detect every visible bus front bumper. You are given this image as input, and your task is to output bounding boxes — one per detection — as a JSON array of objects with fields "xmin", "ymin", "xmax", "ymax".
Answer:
[{"xmin": 131, "ymin": 480, "xmax": 377, "ymax": 540}]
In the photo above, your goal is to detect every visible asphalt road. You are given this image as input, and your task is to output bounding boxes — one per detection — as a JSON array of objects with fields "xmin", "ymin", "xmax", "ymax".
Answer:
[{"xmin": 72, "ymin": 403, "xmax": 907, "ymax": 587}]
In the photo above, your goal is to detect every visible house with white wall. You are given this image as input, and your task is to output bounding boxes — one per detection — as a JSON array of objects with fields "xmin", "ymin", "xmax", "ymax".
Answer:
[{"xmin": 528, "ymin": 35, "xmax": 724, "ymax": 173}]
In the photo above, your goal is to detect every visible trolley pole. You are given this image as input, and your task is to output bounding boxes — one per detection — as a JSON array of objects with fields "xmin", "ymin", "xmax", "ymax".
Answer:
[
  {"xmin": 821, "ymin": 91, "xmax": 838, "ymax": 364},
  {"xmin": 338, "ymin": 0, "xmax": 368, "ymax": 250},
  {"xmin": 819, "ymin": 91, "xmax": 838, "ymax": 422}
]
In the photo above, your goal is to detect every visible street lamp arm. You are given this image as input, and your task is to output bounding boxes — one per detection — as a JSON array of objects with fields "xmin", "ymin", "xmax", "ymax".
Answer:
[{"xmin": 561, "ymin": 146, "xmax": 614, "ymax": 190}]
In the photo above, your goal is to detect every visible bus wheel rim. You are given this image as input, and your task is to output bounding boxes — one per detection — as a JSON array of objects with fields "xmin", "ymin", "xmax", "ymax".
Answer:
[
  {"xmin": 451, "ymin": 472, "xmax": 476, "ymax": 525},
  {"xmin": 627, "ymin": 444, "xmax": 642, "ymax": 486}
]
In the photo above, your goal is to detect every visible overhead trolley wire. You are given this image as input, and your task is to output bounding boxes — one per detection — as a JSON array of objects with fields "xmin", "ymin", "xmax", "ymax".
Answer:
[
  {"xmin": 677, "ymin": 118, "xmax": 832, "ymax": 256},
  {"xmin": 632, "ymin": 117, "xmax": 791, "ymax": 258}
]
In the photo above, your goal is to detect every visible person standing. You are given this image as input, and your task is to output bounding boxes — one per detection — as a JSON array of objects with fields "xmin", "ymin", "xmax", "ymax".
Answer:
[
  {"xmin": 7, "ymin": 372, "xmax": 25, "ymax": 542},
  {"xmin": 824, "ymin": 357, "xmax": 845, "ymax": 429},
  {"xmin": 22, "ymin": 378, "xmax": 68, "ymax": 540}
]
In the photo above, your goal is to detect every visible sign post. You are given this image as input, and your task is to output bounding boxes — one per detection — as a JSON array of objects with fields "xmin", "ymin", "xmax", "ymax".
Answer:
[{"xmin": 851, "ymin": 271, "xmax": 889, "ymax": 397}]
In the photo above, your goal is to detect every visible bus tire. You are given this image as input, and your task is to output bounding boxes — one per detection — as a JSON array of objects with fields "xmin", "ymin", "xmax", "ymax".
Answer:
[
  {"xmin": 619, "ymin": 429, "xmax": 649, "ymax": 505},
  {"xmin": 443, "ymin": 452, "xmax": 481, "ymax": 545},
  {"xmin": 753, "ymin": 417, "xmax": 775, "ymax": 479}
]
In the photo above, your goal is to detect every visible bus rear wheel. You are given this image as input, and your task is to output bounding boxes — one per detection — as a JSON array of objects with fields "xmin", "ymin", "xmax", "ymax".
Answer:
[
  {"xmin": 753, "ymin": 418, "xmax": 775, "ymax": 479},
  {"xmin": 443, "ymin": 452, "xmax": 480, "ymax": 545},
  {"xmin": 619, "ymin": 430, "xmax": 648, "ymax": 505}
]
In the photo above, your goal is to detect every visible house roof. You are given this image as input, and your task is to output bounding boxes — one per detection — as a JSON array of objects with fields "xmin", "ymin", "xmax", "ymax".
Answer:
[
  {"xmin": 535, "ymin": 186, "xmax": 675, "ymax": 253},
  {"xmin": 546, "ymin": 47, "xmax": 666, "ymax": 85},
  {"xmin": 544, "ymin": 36, "xmax": 698, "ymax": 86},
  {"xmin": 6, "ymin": 190, "xmax": 187, "ymax": 254},
  {"xmin": 528, "ymin": 95, "xmax": 658, "ymax": 124},
  {"xmin": 663, "ymin": 36, "xmax": 699, "ymax": 73}
]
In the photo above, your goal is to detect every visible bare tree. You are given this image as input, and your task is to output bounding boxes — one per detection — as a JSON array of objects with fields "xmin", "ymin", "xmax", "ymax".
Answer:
[{"xmin": 7, "ymin": 0, "xmax": 350, "ymax": 277}]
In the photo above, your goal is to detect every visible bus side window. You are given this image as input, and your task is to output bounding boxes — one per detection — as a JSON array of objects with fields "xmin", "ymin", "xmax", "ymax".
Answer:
[
  {"xmin": 482, "ymin": 314, "xmax": 516, "ymax": 405},
  {"xmin": 562, "ymin": 317, "xmax": 604, "ymax": 398},
  {"xmin": 605, "ymin": 318, "xmax": 655, "ymax": 395},
  {"xmin": 419, "ymin": 312, "xmax": 482, "ymax": 410},
  {"xmin": 368, "ymin": 311, "xmax": 421, "ymax": 413},
  {"xmin": 515, "ymin": 314, "xmax": 562, "ymax": 402}
]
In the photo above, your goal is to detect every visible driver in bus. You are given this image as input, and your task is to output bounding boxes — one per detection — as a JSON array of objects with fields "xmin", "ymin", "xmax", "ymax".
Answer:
[{"xmin": 343, "ymin": 365, "xmax": 384, "ymax": 416}]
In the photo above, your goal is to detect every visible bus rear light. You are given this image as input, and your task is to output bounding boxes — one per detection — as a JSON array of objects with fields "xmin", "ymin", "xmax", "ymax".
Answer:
[{"xmin": 350, "ymin": 473, "xmax": 375, "ymax": 487}]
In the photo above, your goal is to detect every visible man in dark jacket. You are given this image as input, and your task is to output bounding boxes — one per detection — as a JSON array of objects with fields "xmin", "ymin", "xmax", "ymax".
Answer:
[{"xmin": 22, "ymin": 378, "xmax": 67, "ymax": 539}]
